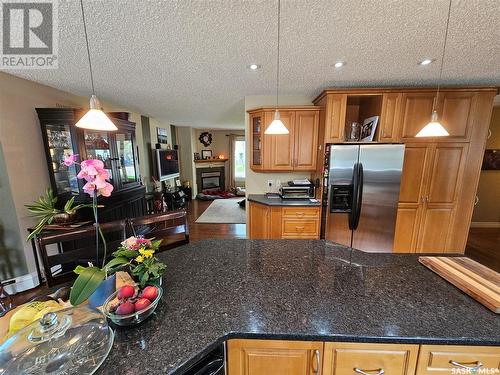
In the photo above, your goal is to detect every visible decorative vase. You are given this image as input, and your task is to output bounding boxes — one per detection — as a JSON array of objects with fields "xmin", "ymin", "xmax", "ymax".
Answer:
[
  {"xmin": 53, "ymin": 211, "xmax": 78, "ymax": 224},
  {"xmin": 88, "ymin": 274, "xmax": 116, "ymax": 309}
]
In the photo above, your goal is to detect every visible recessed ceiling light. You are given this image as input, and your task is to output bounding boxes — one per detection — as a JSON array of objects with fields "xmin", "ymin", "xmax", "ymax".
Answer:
[
  {"xmin": 334, "ymin": 61, "xmax": 345, "ymax": 68},
  {"xmin": 248, "ymin": 64, "xmax": 261, "ymax": 70},
  {"xmin": 419, "ymin": 59, "xmax": 434, "ymax": 66}
]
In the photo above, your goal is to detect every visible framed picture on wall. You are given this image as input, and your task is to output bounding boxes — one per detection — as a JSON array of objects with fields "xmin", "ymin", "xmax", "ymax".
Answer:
[
  {"xmin": 360, "ymin": 116, "xmax": 379, "ymax": 142},
  {"xmin": 157, "ymin": 127, "xmax": 168, "ymax": 144},
  {"xmin": 201, "ymin": 150, "xmax": 212, "ymax": 160}
]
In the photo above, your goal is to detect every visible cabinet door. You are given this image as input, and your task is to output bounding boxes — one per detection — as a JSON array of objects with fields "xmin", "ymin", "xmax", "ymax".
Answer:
[
  {"xmin": 249, "ymin": 113, "xmax": 263, "ymax": 170},
  {"xmin": 263, "ymin": 111, "xmax": 295, "ymax": 170},
  {"xmin": 416, "ymin": 207, "xmax": 455, "ymax": 252},
  {"xmin": 248, "ymin": 202, "xmax": 270, "ymax": 239},
  {"xmin": 426, "ymin": 143, "xmax": 467, "ymax": 205},
  {"xmin": 393, "ymin": 205, "xmax": 423, "ymax": 253},
  {"xmin": 416, "ymin": 345, "xmax": 500, "ymax": 375},
  {"xmin": 437, "ymin": 92, "xmax": 475, "ymax": 141},
  {"xmin": 294, "ymin": 110, "xmax": 319, "ymax": 170},
  {"xmin": 323, "ymin": 342, "xmax": 419, "ymax": 375},
  {"xmin": 325, "ymin": 94, "xmax": 347, "ymax": 142},
  {"xmin": 400, "ymin": 92, "xmax": 436, "ymax": 140},
  {"xmin": 227, "ymin": 339, "xmax": 323, "ymax": 375},
  {"xmin": 114, "ymin": 129, "xmax": 140, "ymax": 189},
  {"xmin": 379, "ymin": 93, "xmax": 402, "ymax": 142},
  {"xmin": 82, "ymin": 130, "xmax": 116, "ymax": 187}
]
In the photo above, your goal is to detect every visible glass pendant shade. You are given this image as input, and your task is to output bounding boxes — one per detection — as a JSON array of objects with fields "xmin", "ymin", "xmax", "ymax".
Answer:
[
  {"xmin": 265, "ymin": 110, "xmax": 289, "ymax": 135},
  {"xmin": 75, "ymin": 95, "xmax": 117, "ymax": 131},
  {"xmin": 416, "ymin": 110, "xmax": 449, "ymax": 137}
]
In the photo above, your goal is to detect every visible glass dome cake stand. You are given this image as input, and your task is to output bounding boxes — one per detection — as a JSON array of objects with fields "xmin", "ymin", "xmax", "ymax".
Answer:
[{"xmin": 0, "ymin": 306, "xmax": 114, "ymax": 375}]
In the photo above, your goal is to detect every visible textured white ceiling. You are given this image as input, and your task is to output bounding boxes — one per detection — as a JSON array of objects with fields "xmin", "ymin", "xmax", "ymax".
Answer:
[{"xmin": 5, "ymin": 0, "xmax": 500, "ymax": 129}]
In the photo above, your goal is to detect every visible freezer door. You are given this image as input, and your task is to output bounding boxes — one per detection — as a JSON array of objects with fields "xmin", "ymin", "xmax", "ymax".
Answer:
[
  {"xmin": 352, "ymin": 144, "xmax": 405, "ymax": 252},
  {"xmin": 326, "ymin": 145, "xmax": 359, "ymax": 246}
]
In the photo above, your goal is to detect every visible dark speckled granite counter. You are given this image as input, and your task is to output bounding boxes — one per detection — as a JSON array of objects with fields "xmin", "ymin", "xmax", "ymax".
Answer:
[
  {"xmin": 248, "ymin": 194, "xmax": 320, "ymax": 206},
  {"xmin": 98, "ymin": 240, "xmax": 500, "ymax": 375}
]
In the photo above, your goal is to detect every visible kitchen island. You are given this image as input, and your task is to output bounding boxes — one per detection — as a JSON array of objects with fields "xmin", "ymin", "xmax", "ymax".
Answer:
[{"xmin": 98, "ymin": 240, "xmax": 499, "ymax": 374}]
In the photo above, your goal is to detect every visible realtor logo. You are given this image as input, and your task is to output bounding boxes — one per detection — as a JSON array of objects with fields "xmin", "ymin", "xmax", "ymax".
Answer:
[{"xmin": 1, "ymin": 0, "xmax": 58, "ymax": 68}]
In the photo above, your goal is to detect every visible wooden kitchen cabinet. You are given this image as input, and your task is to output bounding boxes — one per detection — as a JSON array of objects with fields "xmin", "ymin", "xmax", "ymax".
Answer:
[
  {"xmin": 323, "ymin": 342, "xmax": 419, "ymax": 375},
  {"xmin": 227, "ymin": 339, "xmax": 323, "ymax": 375},
  {"xmin": 248, "ymin": 202, "xmax": 320, "ymax": 239},
  {"xmin": 400, "ymin": 91, "xmax": 476, "ymax": 141},
  {"xmin": 394, "ymin": 142, "xmax": 468, "ymax": 253},
  {"xmin": 416, "ymin": 345, "xmax": 500, "ymax": 375},
  {"xmin": 248, "ymin": 107, "xmax": 320, "ymax": 172},
  {"xmin": 379, "ymin": 93, "xmax": 402, "ymax": 142}
]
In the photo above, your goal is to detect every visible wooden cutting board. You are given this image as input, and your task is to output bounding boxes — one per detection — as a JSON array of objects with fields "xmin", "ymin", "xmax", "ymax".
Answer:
[{"xmin": 419, "ymin": 256, "xmax": 500, "ymax": 313}]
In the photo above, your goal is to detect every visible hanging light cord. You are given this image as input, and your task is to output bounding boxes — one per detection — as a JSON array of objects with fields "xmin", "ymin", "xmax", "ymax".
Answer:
[
  {"xmin": 435, "ymin": 0, "xmax": 453, "ymax": 111},
  {"xmin": 80, "ymin": 0, "xmax": 95, "ymax": 96},
  {"xmin": 275, "ymin": 0, "xmax": 281, "ymax": 110}
]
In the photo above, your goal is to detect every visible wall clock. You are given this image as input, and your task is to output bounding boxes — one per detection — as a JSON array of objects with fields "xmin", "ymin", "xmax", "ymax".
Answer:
[{"xmin": 199, "ymin": 132, "xmax": 212, "ymax": 147}]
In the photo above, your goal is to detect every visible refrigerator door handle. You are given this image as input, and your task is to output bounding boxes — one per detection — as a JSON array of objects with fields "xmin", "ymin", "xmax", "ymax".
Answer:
[
  {"xmin": 348, "ymin": 162, "xmax": 361, "ymax": 230},
  {"xmin": 352, "ymin": 163, "xmax": 364, "ymax": 230}
]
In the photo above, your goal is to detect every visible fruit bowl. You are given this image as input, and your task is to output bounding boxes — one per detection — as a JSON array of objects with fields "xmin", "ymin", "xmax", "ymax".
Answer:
[{"xmin": 102, "ymin": 285, "xmax": 163, "ymax": 326}]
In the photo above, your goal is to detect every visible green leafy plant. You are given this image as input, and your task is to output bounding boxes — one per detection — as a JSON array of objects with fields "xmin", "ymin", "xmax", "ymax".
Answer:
[
  {"xmin": 25, "ymin": 188, "xmax": 90, "ymax": 241},
  {"xmin": 69, "ymin": 237, "xmax": 165, "ymax": 305}
]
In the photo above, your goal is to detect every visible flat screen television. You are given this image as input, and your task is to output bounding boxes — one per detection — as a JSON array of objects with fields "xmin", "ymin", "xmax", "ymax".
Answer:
[{"xmin": 155, "ymin": 149, "xmax": 180, "ymax": 181}]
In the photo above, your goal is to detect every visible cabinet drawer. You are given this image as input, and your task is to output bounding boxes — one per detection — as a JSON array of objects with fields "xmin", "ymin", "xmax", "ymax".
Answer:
[
  {"xmin": 416, "ymin": 345, "xmax": 500, "ymax": 375},
  {"xmin": 323, "ymin": 342, "xmax": 419, "ymax": 375},
  {"xmin": 282, "ymin": 219, "xmax": 319, "ymax": 236},
  {"xmin": 282, "ymin": 207, "xmax": 320, "ymax": 219}
]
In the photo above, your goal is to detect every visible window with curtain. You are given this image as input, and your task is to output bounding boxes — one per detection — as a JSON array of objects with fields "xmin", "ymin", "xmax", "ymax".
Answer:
[{"xmin": 234, "ymin": 139, "xmax": 246, "ymax": 179}]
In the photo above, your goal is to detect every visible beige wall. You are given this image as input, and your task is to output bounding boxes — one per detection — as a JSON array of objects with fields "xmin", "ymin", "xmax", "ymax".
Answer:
[
  {"xmin": 0, "ymin": 72, "xmax": 167, "ymax": 278},
  {"xmin": 244, "ymin": 95, "xmax": 315, "ymax": 195},
  {"xmin": 176, "ymin": 126, "xmax": 197, "ymax": 196},
  {"xmin": 471, "ymin": 105, "xmax": 500, "ymax": 224}
]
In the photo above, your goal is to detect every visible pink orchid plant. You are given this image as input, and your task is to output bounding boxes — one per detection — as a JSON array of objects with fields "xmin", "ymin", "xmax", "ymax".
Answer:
[{"xmin": 64, "ymin": 155, "xmax": 113, "ymax": 197}]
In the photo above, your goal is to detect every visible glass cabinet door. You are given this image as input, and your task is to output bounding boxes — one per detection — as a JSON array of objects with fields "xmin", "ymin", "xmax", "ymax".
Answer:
[
  {"xmin": 115, "ymin": 131, "xmax": 137, "ymax": 186},
  {"xmin": 45, "ymin": 123, "xmax": 79, "ymax": 195},
  {"xmin": 83, "ymin": 131, "xmax": 114, "ymax": 186},
  {"xmin": 252, "ymin": 115, "xmax": 262, "ymax": 166}
]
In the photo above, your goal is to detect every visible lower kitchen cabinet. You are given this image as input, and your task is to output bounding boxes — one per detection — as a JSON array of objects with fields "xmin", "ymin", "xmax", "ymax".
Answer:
[
  {"xmin": 416, "ymin": 345, "xmax": 500, "ymax": 375},
  {"xmin": 322, "ymin": 342, "xmax": 419, "ymax": 375},
  {"xmin": 248, "ymin": 202, "xmax": 320, "ymax": 239},
  {"xmin": 227, "ymin": 340, "xmax": 500, "ymax": 375},
  {"xmin": 227, "ymin": 339, "xmax": 323, "ymax": 375}
]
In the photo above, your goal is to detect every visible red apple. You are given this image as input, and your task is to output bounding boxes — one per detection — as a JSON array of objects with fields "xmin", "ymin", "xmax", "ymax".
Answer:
[
  {"xmin": 141, "ymin": 286, "xmax": 158, "ymax": 301},
  {"xmin": 135, "ymin": 297, "xmax": 151, "ymax": 312},
  {"xmin": 117, "ymin": 285, "xmax": 135, "ymax": 300},
  {"xmin": 115, "ymin": 301, "xmax": 135, "ymax": 315}
]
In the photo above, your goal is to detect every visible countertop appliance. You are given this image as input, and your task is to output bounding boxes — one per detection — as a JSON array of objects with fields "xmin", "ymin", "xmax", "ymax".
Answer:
[
  {"xmin": 279, "ymin": 180, "xmax": 315, "ymax": 199},
  {"xmin": 321, "ymin": 144, "xmax": 405, "ymax": 252}
]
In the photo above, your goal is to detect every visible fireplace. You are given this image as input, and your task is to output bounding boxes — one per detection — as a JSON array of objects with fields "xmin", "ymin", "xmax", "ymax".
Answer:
[{"xmin": 196, "ymin": 167, "xmax": 225, "ymax": 193}]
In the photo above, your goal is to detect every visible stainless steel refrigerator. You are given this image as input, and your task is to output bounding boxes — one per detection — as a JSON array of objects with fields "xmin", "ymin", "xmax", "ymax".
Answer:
[{"xmin": 322, "ymin": 144, "xmax": 405, "ymax": 252}]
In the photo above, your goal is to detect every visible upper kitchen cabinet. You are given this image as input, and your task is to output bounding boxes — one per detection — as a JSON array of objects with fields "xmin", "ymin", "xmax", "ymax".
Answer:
[
  {"xmin": 314, "ymin": 91, "xmax": 401, "ymax": 143},
  {"xmin": 37, "ymin": 108, "xmax": 142, "ymax": 198},
  {"xmin": 400, "ymin": 90, "xmax": 477, "ymax": 141},
  {"xmin": 247, "ymin": 107, "xmax": 320, "ymax": 172}
]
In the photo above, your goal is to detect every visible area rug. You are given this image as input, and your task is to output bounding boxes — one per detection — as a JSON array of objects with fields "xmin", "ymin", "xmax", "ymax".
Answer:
[{"xmin": 195, "ymin": 198, "xmax": 246, "ymax": 224}]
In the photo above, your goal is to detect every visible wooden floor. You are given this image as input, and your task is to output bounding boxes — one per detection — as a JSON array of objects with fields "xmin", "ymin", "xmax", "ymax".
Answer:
[
  {"xmin": 464, "ymin": 227, "xmax": 500, "ymax": 272},
  {"xmin": 186, "ymin": 199, "xmax": 247, "ymax": 242}
]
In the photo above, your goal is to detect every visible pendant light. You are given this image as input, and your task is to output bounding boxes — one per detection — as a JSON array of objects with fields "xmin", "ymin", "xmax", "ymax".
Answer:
[
  {"xmin": 75, "ymin": 0, "xmax": 117, "ymax": 131},
  {"xmin": 416, "ymin": 0, "xmax": 452, "ymax": 138},
  {"xmin": 265, "ymin": 0, "xmax": 289, "ymax": 135}
]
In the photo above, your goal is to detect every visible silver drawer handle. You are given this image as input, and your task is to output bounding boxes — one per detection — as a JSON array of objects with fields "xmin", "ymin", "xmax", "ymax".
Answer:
[
  {"xmin": 450, "ymin": 360, "xmax": 483, "ymax": 370},
  {"xmin": 313, "ymin": 349, "xmax": 320, "ymax": 374},
  {"xmin": 354, "ymin": 368, "xmax": 385, "ymax": 375}
]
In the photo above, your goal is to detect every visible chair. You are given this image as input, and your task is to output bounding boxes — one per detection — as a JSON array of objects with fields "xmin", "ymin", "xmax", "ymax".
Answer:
[
  {"xmin": 36, "ymin": 220, "xmax": 127, "ymax": 287},
  {"xmin": 127, "ymin": 210, "xmax": 189, "ymax": 252}
]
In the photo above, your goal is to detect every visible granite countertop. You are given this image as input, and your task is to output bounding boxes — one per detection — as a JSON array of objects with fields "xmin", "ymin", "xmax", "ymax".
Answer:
[
  {"xmin": 98, "ymin": 240, "xmax": 500, "ymax": 375},
  {"xmin": 247, "ymin": 194, "xmax": 321, "ymax": 206}
]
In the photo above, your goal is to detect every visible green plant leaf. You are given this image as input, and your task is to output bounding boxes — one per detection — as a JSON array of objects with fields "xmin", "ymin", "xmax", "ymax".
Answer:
[
  {"xmin": 112, "ymin": 249, "xmax": 139, "ymax": 259},
  {"xmin": 69, "ymin": 266, "xmax": 105, "ymax": 306},
  {"xmin": 73, "ymin": 265, "xmax": 87, "ymax": 274},
  {"xmin": 104, "ymin": 256, "xmax": 129, "ymax": 270},
  {"xmin": 63, "ymin": 196, "xmax": 75, "ymax": 212}
]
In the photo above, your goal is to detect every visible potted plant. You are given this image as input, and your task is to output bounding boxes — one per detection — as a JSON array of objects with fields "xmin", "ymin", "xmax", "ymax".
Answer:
[{"xmin": 25, "ymin": 188, "xmax": 91, "ymax": 241}]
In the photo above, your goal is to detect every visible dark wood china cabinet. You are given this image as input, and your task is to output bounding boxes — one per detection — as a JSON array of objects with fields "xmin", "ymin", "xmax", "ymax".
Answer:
[{"xmin": 36, "ymin": 108, "xmax": 147, "ymax": 222}]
